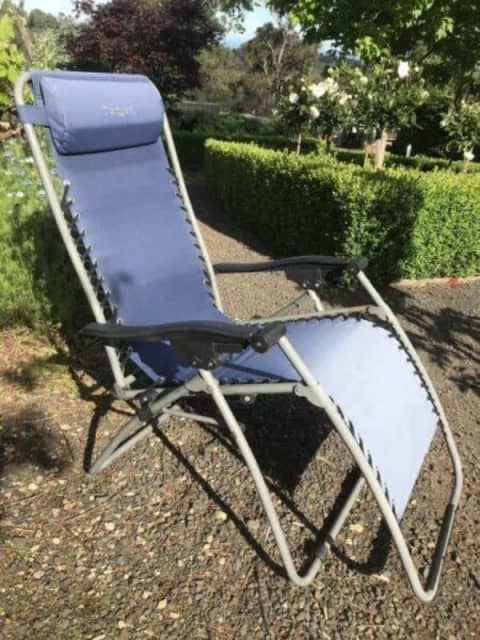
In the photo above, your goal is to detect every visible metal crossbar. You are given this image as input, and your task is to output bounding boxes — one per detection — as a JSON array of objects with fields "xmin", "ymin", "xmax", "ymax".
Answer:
[{"xmin": 15, "ymin": 70, "xmax": 463, "ymax": 603}]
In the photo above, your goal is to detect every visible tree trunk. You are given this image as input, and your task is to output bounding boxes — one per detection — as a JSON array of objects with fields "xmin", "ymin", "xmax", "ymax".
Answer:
[
  {"xmin": 296, "ymin": 130, "xmax": 302, "ymax": 155},
  {"xmin": 374, "ymin": 129, "xmax": 388, "ymax": 169},
  {"xmin": 325, "ymin": 134, "xmax": 332, "ymax": 154},
  {"xmin": 14, "ymin": 15, "xmax": 33, "ymax": 66},
  {"xmin": 363, "ymin": 142, "xmax": 374, "ymax": 166}
]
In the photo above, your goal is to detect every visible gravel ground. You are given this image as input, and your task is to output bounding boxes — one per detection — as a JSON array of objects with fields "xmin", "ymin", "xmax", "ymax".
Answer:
[{"xmin": 0, "ymin": 178, "xmax": 479, "ymax": 639}]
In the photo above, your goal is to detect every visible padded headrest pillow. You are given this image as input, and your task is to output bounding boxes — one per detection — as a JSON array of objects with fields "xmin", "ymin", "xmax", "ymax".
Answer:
[{"xmin": 40, "ymin": 74, "xmax": 164, "ymax": 155}]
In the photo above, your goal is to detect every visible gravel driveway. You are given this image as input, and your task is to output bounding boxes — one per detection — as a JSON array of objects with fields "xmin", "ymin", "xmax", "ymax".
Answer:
[{"xmin": 0, "ymin": 178, "xmax": 478, "ymax": 639}]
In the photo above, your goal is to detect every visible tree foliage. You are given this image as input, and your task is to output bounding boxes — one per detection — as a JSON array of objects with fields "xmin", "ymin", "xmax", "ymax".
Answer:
[
  {"xmin": 263, "ymin": 0, "xmax": 480, "ymax": 99},
  {"xmin": 194, "ymin": 20, "xmax": 316, "ymax": 116},
  {"xmin": 0, "ymin": 12, "xmax": 24, "ymax": 112},
  {"xmin": 27, "ymin": 10, "xmax": 75, "ymax": 70},
  {"xmin": 30, "ymin": 24, "xmax": 72, "ymax": 70},
  {"xmin": 67, "ymin": 0, "xmax": 222, "ymax": 99},
  {"xmin": 264, "ymin": 1, "xmax": 455, "ymax": 54},
  {"xmin": 220, "ymin": 1, "xmax": 480, "ymax": 101},
  {"xmin": 194, "ymin": 45, "xmax": 245, "ymax": 108},
  {"xmin": 242, "ymin": 20, "xmax": 316, "ymax": 107},
  {"xmin": 441, "ymin": 101, "xmax": 480, "ymax": 160},
  {"xmin": 27, "ymin": 8, "xmax": 59, "ymax": 31}
]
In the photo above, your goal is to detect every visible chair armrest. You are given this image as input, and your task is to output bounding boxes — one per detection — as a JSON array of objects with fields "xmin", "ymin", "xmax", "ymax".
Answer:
[
  {"xmin": 81, "ymin": 320, "xmax": 286, "ymax": 369},
  {"xmin": 214, "ymin": 255, "xmax": 368, "ymax": 288}
]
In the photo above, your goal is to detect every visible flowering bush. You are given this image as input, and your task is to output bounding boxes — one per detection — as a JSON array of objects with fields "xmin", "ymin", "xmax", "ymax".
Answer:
[
  {"xmin": 330, "ymin": 54, "xmax": 429, "ymax": 168},
  {"xmin": 0, "ymin": 136, "xmax": 86, "ymax": 326},
  {"xmin": 334, "ymin": 58, "xmax": 428, "ymax": 138},
  {"xmin": 277, "ymin": 76, "xmax": 352, "ymax": 153},
  {"xmin": 323, "ymin": 40, "xmax": 430, "ymax": 167},
  {"xmin": 277, "ymin": 45, "xmax": 428, "ymax": 164},
  {"xmin": 441, "ymin": 101, "xmax": 480, "ymax": 163}
]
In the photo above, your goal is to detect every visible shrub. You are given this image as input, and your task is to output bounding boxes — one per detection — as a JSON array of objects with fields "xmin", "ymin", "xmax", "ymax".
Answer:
[
  {"xmin": 173, "ymin": 130, "xmax": 324, "ymax": 171},
  {"xmin": 170, "ymin": 110, "xmax": 284, "ymax": 136},
  {"xmin": 205, "ymin": 139, "xmax": 480, "ymax": 282},
  {"xmin": 392, "ymin": 94, "xmax": 450, "ymax": 158},
  {"xmin": 0, "ymin": 136, "xmax": 87, "ymax": 327},
  {"xmin": 336, "ymin": 148, "xmax": 480, "ymax": 174}
]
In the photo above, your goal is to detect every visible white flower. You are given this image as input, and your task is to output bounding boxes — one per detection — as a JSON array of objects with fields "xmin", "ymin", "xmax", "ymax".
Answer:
[
  {"xmin": 421, "ymin": 89, "xmax": 430, "ymax": 100},
  {"xmin": 309, "ymin": 83, "xmax": 327, "ymax": 98},
  {"xmin": 15, "ymin": 191, "xmax": 25, "ymax": 198},
  {"xmin": 309, "ymin": 105, "xmax": 320, "ymax": 120},
  {"xmin": 352, "ymin": 126, "xmax": 358, "ymax": 133},
  {"xmin": 398, "ymin": 60, "xmax": 410, "ymax": 79},
  {"xmin": 289, "ymin": 92, "xmax": 299, "ymax": 104},
  {"xmin": 338, "ymin": 92, "xmax": 352, "ymax": 106},
  {"xmin": 359, "ymin": 75, "xmax": 368, "ymax": 85},
  {"xmin": 463, "ymin": 149, "xmax": 475, "ymax": 162},
  {"xmin": 325, "ymin": 77, "xmax": 339, "ymax": 93}
]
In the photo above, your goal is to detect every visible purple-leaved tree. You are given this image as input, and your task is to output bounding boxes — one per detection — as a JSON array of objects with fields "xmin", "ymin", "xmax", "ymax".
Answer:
[{"xmin": 67, "ymin": 0, "xmax": 222, "ymax": 99}]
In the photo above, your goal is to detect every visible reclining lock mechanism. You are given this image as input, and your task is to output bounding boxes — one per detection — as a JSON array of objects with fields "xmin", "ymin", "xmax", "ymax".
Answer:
[
  {"xmin": 285, "ymin": 258, "xmax": 368, "ymax": 289},
  {"xmin": 285, "ymin": 266, "xmax": 329, "ymax": 290},
  {"xmin": 171, "ymin": 322, "xmax": 286, "ymax": 370},
  {"xmin": 171, "ymin": 338, "xmax": 244, "ymax": 370}
]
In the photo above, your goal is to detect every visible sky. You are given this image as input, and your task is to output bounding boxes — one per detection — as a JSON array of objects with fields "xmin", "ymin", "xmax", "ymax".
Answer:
[{"xmin": 23, "ymin": 0, "xmax": 275, "ymax": 48}]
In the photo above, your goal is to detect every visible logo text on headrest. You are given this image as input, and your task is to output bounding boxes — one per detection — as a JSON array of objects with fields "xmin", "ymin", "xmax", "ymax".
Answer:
[{"xmin": 102, "ymin": 105, "xmax": 136, "ymax": 118}]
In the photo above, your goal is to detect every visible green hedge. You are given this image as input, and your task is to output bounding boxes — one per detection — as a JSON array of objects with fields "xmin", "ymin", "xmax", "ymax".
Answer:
[
  {"xmin": 336, "ymin": 148, "xmax": 480, "ymax": 174},
  {"xmin": 205, "ymin": 139, "xmax": 480, "ymax": 282},
  {"xmin": 173, "ymin": 131, "xmax": 324, "ymax": 171},
  {"xmin": 0, "ymin": 137, "xmax": 87, "ymax": 327}
]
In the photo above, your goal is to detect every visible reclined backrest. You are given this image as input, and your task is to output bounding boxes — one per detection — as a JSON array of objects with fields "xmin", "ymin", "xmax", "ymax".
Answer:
[{"xmin": 29, "ymin": 70, "xmax": 221, "ymax": 327}]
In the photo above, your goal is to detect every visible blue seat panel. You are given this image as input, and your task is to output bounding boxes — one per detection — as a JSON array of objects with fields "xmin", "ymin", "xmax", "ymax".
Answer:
[
  {"xmin": 53, "ymin": 141, "xmax": 222, "ymax": 327},
  {"xmin": 130, "ymin": 316, "xmax": 437, "ymax": 519}
]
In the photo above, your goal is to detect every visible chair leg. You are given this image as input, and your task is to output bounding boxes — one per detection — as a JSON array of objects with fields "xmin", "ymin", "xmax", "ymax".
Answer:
[
  {"xmin": 201, "ymin": 332, "xmax": 462, "ymax": 602},
  {"xmin": 200, "ymin": 369, "xmax": 365, "ymax": 587},
  {"xmin": 90, "ymin": 416, "xmax": 159, "ymax": 474},
  {"xmin": 89, "ymin": 385, "xmax": 189, "ymax": 473},
  {"xmin": 277, "ymin": 334, "xmax": 463, "ymax": 602}
]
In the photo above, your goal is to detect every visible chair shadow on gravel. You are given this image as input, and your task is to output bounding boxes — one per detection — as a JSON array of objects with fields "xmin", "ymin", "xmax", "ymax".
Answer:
[
  {"xmin": 153, "ymin": 394, "xmax": 393, "ymax": 581},
  {"xmin": 0, "ymin": 407, "xmax": 72, "ymax": 517},
  {"xmin": 385, "ymin": 286, "xmax": 479, "ymax": 396},
  {"xmin": 44, "ymin": 329, "xmax": 394, "ymax": 580},
  {"xmin": 41, "ymin": 332, "xmax": 138, "ymax": 473}
]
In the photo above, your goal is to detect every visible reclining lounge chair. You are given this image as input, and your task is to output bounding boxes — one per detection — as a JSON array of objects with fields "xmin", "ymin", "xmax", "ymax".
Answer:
[{"xmin": 15, "ymin": 70, "xmax": 463, "ymax": 603}]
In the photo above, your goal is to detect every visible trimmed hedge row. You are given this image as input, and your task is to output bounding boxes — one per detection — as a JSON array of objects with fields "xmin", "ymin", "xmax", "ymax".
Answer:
[
  {"xmin": 205, "ymin": 139, "xmax": 480, "ymax": 282},
  {"xmin": 173, "ymin": 131, "xmax": 324, "ymax": 171},
  {"xmin": 337, "ymin": 148, "xmax": 480, "ymax": 174}
]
